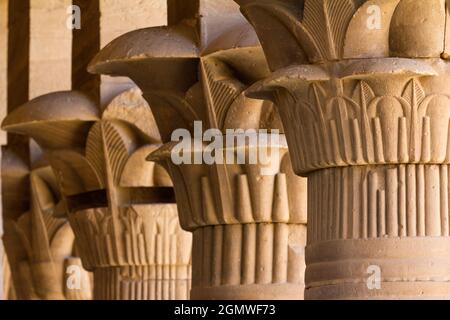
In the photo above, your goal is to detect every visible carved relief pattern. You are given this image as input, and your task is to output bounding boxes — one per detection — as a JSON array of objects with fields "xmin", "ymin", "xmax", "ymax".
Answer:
[
  {"xmin": 192, "ymin": 224, "xmax": 306, "ymax": 299},
  {"xmin": 236, "ymin": 0, "xmax": 450, "ymax": 299},
  {"xmin": 309, "ymin": 165, "xmax": 450, "ymax": 242},
  {"xmin": 89, "ymin": 9, "xmax": 308, "ymax": 299},
  {"xmin": 150, "ymin": 140, "xmax": 306, "ymax": 299},
  {"xmin": 270, "ymin": 75, "xmax": 450, "ymax": 174},
  {"xmin": 93, "ymin": 265, "xmax": 190, "ymax": 300},
  {"xmin": 71, "ymin": 205, "xmax": 191, "ymax": 300},
  {"xmin": 2, "ymin": 89, "xmax": 192, "ymax": 300},
  {"xmin": 237, "ymin": 0, "xmax": 449, "ymax": 66},
  {"xmin": 154, "ymin": 152, "xmax": 306, "ymax": 230},
  {"xmin": 3, "ymin": 167, "xmax": 92, "ymax": 300}
]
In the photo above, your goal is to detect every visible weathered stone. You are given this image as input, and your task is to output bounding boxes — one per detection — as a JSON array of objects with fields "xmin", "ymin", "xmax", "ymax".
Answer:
[
  {"xmin": 72, "ymin": 0, "xmax": 167, "ymax": 107},
  {"xmin": 29, "ymin": 0, "xmax": 72, "ymax": 99},
  {"xmin": 2, "ymin": 89, "xmax": 192, "ymax": 300},
  {"xmin": 0, "ymin": 0, "xmax": 7, "ymax": 146},
  {"xmin": 2, "ymin": 248, "xmax": 11, "ymax": 300},
  {"xmin": 1, "ymin": 165, "xmax": 92, "ymax": 300},
  {"xmin": 99, "ymin": 0, "xmax": 167, "ymax": 107},
  {"xmin": 0, "ymin": 0, "xmax": 7, "ymax": 299},
  {"xmin": 238, "ymin": 0, "xmax": 450, "ymax": 299},
  {"xmin": 89, "ymin": 1, "xmax": 308, "ymax": 300}
]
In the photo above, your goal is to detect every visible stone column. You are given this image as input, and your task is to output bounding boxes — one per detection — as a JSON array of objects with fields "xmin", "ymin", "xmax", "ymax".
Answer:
[
  {"xmin": 3, "ymin": 0, "xmax": 88, "ymax": 300},
  {"xmin": 89, "ymin": 1, "xmax": 307, "ymax": 300},
  {"xmin": 0, "ymin": 0, "xmax": 7, "ymax": 147},
  {"xmin": 1, "ymin": 165, "xmax": 92, "ymax": 300},
  {"xmin": 237, "ymin": 0, "xmax": 450, "ymax": 299},
  {"xmin": 0, "ymin": 245, "xmax": 3, "ymax": 300},
  {"xmin": 0, "ymin": 0, "xmax": 8, "ymax": 300},
  {"xmin": 2, "ymin": 89, "xmax": 192, "ymax": 300},
  {"xmin": 147, "ymin": 142, "xmax": 307, "ymax": 300},
  {"xmin": 3, "ymin": 0, "xmax": 29, "ymax": 300}
]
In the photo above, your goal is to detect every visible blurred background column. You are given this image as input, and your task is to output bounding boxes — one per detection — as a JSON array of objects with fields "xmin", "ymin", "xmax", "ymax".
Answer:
[
  {"xmin": 2, "ymin": 0, "xmax": 73, "ymax": 299},
  {"xmin": 0, "ymin": 0, "xmax": 8, "ymax": 300}
]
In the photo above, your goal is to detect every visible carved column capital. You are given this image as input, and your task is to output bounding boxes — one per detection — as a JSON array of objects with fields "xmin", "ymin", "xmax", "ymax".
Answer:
[
  {"xmin": 237, "ymin": 0, "xmax": 449, "ymax": 67},
  {"xmin": 237, "ymin": 0, "xmax": 450, "ymax": 299},
  {"xmin": 2, "ymin": 89, "xmax": 192, "ymax": 300},
  {"xmin": 89, "ymin": 5, "xmax": 308, "ymax": 299},
  {"xmin": 1, "ymin": 162, "xmax": 92, "ymax": 300}
]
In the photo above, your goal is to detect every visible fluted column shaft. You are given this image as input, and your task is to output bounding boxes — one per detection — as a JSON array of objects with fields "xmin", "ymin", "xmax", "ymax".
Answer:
[
  {"xmin": 93, "ymin": 265, "xmax": 190, "ymax": 300},
  {"xmin": 191, "ymin": 223, "xmax": 306, "ymax": 300},
  {"xmin": 151, "ymin": 140, "xmax": 307, "ymax": 300},
  {"xmin": 306, "ymin": 165, "xmax": 450, "ymax": 299}
]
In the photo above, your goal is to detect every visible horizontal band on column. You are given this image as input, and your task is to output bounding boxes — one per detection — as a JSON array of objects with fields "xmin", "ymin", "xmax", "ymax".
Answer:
[
  {"xmin": 306, "ymin": 282, "xmax": 450, "ymax": 300},
  {"xmin": 66, "ymin": 187, "xmax": 176, "ymax": 212},
  {"xmin": 306, "ymin": 237, "xmax": 450, "ymax": 299},
  {"xmin": 191, "ymin": 283, "xmax": 304, "ymax": 300}
]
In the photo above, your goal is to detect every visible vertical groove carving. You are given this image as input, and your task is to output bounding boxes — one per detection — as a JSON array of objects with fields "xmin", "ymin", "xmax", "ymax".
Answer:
[
  {"xmin": 309, "ymin": 165, "xmax": 450, "ymax": 242},
  {"xmin": 191, "ymin": 223, "xmax": 306, "ymax": 300},
  {"xmin": 67, "ymin": 204, "xmax": 192, "ymax": 301},
  {"xmin": 2, "ymin": 89, "xmax": 193, "ymax": 300},
  {"xmin": 88, "ymin": 4, "xmax": 308, "ymax": 300},
  {"xmin": 237, "ymin": 0, "xmax": 450, "ymax": 299},
  {"xmin": 94, "ymin": 266, "xmax": 190, "ymax": 300}
]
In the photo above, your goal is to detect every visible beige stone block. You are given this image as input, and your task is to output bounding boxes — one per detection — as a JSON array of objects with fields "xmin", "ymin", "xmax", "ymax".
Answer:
[
  {"xmin": 100, "ymin": 0, "xmax": 167, "ymax": 46},
  {"xmin": 29, "ymin": 0, "xmax": 72, "ymax": 99},
  {"xmin": 30, "ymin": 0, "xmax": 70, "ymax": 10},
  {"xmin": 29, "ymin": 60, "xmax": 72, "ymax": 98},
  {"xmin": 98, "ymin": 0, "xmax": 167, "ymax": 107},
  {"xmin": 29, "ymin": 37, "xmax": 71, "ymax": 61},
  {"xmin": 30, "ymin": 10, "xmax": 70, "ymax": 37}
]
